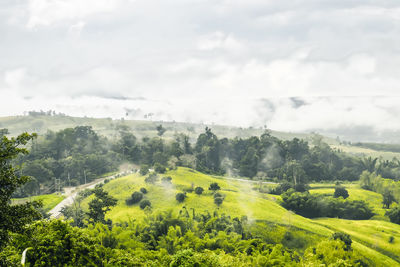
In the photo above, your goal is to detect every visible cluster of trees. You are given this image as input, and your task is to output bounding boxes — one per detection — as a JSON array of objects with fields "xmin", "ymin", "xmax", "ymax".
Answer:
[
  {"xmin": 12, "ymin": 126, "xmax": 119, "ymax": 196},
  {"xmin": 8, "ymin": 124, "xmax": 400, "ymax": 199},
  {"xmin": 281, "ymin": 189, "xmax": 374, "ymax": 220},
  {"xmin": 112, "ymin": 126, "xmax": 380, "ymax": 184}
]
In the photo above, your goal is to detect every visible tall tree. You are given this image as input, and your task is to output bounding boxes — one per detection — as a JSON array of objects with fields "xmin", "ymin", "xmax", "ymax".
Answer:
[
  {"xmin": 87, "ymin": 187, "xmax": 117, "ymax": 224},
  {"xmin": 0, "ymin": 133, "xmax": 42, "ymax": 248}
]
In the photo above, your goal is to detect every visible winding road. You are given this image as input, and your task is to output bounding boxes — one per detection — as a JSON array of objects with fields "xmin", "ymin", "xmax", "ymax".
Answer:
[{"xmin": 48, "ymin": 171, "xmax": 132, "ymax": 218}]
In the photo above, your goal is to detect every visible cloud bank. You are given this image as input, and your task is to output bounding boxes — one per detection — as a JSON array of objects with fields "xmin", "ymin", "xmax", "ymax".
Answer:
[{"xmin": 1, "ymin": 0, "xmax": 400, "ymax": 141}]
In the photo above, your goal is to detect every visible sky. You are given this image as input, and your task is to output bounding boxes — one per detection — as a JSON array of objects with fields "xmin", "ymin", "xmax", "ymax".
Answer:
[{"xmin": 2, "ymin": 0, "xmax": 400, "ymax": 140}]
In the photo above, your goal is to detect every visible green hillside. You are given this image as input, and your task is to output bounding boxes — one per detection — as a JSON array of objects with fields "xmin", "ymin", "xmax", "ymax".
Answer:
[
  {"xmin": 80, "ymin": 167, "xmax": 400, "ymax": 265},
  {"xmin": 0, "ymin": 114, "xmax": 334, "ymax": 143},
  {"xmin": 12, "ymin": 193, "xmax": 64, "ymax": 212}
]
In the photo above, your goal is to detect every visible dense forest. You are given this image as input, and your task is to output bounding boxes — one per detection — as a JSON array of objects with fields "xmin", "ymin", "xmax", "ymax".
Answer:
[{"xmin": 7, "ymin": 124, "xmax": 400, "ymax": 198}]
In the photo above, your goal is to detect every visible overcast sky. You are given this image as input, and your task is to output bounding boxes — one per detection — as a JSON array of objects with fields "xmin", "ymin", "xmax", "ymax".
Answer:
[{"xmin": 2, "ymin": 0, "xmax": 400, "ymax": 136}]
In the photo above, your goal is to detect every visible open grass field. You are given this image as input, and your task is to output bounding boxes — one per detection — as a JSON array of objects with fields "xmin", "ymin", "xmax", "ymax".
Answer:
[
  {"xmin": 315, "ymin": 218, "xmax": 400, "ymax": 264},
  {"xmin": 332, "ymin": 144, "xmax": 400, "ymax": 161},
  {"xmin": 12, "ymin": 193, "xmax": 65, "ymax": 212},
  {"xmin": 80, "ymin": 168, "xmax": 400, "ymax": 265}
]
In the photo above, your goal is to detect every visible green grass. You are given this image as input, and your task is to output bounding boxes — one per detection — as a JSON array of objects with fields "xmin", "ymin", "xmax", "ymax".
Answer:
[
  {"xmin": 12, "ymin": 193, "xmax": 65, "ymax": 212},
  {"xmin": 315, "ymin": 218, "xmax": 400, "ymax": 264},
  {"xmin": 79, "ymin": 167, "xmax": 400, "ymax": 265}
]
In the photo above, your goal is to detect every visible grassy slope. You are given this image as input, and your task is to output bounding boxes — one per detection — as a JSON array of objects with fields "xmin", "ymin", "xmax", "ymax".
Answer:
[
  {"xmin": 83, "ymin": 168, "xmax": 399, "ymax": 265},
  {"xmin": 12, "ymin": 194, "xmax": 65, "ymax": 212},
  {"xmin": 309, "ymin": 183, "xmax": 400, "ymax": 264},
  {"xmin": 333, "ymin": 144, "xmax": 400, "ymax": 161}
]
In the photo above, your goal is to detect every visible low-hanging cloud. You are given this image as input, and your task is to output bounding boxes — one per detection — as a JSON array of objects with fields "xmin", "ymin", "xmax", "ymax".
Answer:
[{"xmin": 1, "ymin": 0, "xmax": 400, "ymax": 141}]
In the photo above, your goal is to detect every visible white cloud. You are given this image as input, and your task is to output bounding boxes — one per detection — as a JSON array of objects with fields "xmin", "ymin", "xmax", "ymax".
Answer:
[
  {"xmin": 2, "ymin": 0, "xmax": 400, "ymax": 141},
  {"xmin": 26, "ymin": 0, "xmax": 123, "ymax": 28}
]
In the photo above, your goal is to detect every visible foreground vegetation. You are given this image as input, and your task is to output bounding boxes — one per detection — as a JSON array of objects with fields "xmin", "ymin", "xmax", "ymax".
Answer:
[{"xmin": 3, "ymin": 124, "xmax": 400, "ymax": 265}]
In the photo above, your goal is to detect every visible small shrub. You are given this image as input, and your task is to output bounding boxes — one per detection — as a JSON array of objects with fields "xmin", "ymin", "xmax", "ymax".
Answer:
[
  {"xmin": 131, "ymin": 191, "xmax": 143, "ymax": 203},
  {"xmin": 214, "ymin": 197, "xmax": 224, "ymax": 206},
  {"xmin": 139, "ymin": 200, "xmax": 151, "ymax": 209},
  {"xmin": 334, "ymin": 186, "xmax": 349, "ymax": 199},
  {"xmin": 176, "ymin": 192, "xmax": 187, "ymax": 203},
  {"xmin": 154, "ymin": 163, "xmax": 166, "ymax": 174},
  {"xmin": 139, "ymin": 165, "xmax": 150, "ymax": 176},
  {"xmin": 194, "ymin": 187, "xmax": 204, "ymax": 195},
  {"xmin": 209, "ymin": 183, "xmax": 220, "ymax": 191},
  {"xmin": 104, "ymin": 179, "xmax": 110, "ymax": 184},
  {"xmin": 331, "ymin": 232, "xmax": 352, "ymax": 251},
  {"xmin": 386, "ymin": 207, "xmax": 400, "ymax": 224},
  {"xmin": 140, "ymin": 187, "xmax": 148, "ymax": 194},
  {"xmin": 294, "ymin": 183, "xmax": 309, "ymax": 193},
  {"xmin": 389, "ymin": 236, "xmax": 395, "ymax": 243}
]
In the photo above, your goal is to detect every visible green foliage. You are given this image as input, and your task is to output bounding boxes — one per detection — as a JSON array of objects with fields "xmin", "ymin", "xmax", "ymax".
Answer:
[
  {"xmin": 214, "ymin": 197, "xmax": 224, "ymax": 206},
  {"xmin": 126, "ymin": 191, "xmax": 143, "ymax": 205},
  {"xmin": 382, "ymin": 190, "xmax": 395, "ymax": 209},
  {"xmin": 195, "ymin": 186, "xmax": 204, "ymax": 195},
  {"xmin": 209, "ymin": 182, "xmax": 221, "ymax": 191},
  {"xmin": 87, "ymin": 187, "xmax": 117, "ymax": 224},
  {"xmin": 1, "ymin": 220, "xmax": 104, "ymax": 266},
  {"xmin": 303, "ymin": 240, "xmax": 368, "ymax": 266},
  {"xmin": 331, "ymin": 232, "xmax": 352, "ymax": 251},
  {"xmin": 0, "ymin": 132, "xmax": 42, "ymax": 248},
  {"xmin": 140, "ymin": 199, "xmax": 151, "ymax": 209},
  {"xmin": 334, "ymin": 186, "xmax": 349, "ymax": 199},
  {"xmin": 281, "ymin": 190, "xmax": 374, "ymax": 219},
  {"xmin": 139, "ymin": 164, "xmax": 150, "ymax": 176},
  {"xmin": 156, "ymin": 124, "xmax": 166, "ymax": 136},
  {"xmin": 195, "ymin": 127, "xmax": 223, "ymax": 174},
  {"xmin": 176, "ymin": 192, "xmax": 187, "ymax": 203},
  {"xmin": 386, "ymin": 207, "xmax": 400, "ymax": 224},
  {"xmin": 154, "ymin": 162, "xmax": 167, "ymax": 173},
  {"xmin": 140, "ymin": 187, "xmax": 148, "ymax": 194}
]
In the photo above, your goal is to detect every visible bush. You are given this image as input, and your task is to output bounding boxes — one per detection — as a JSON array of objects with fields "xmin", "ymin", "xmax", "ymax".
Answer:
[
  {"xmin": 331, "ymin": 232, "xmax": 352, "ymax": 251},
  {"xmin": 270, "ymin": 182, "xmax": 293, "ymax": 195},
  {"xmin": 140, "ymin": 187, "xmax": 148, "ymax": 194},
  {"xmin": 389, "ymin": 236, "xmax": 395, "ymax": 243},
  {"xmin": 294, "ymin": 183, "xmax": 309, "ymax": 193},
  {"xmin": 130, "ymin": 192, "xmax": 143, "ymax": 204},
  {"xmin": 139, "ymin": 165, "xmax": 149, "ymax": 176},
  {"xmin": 209, "ymin": 183, "xmax": 220, "ymax": 191},
  {"xmin": 334, "ymin": 186, "xmax": 349, "ymax": 199},
  {"xmin": 176, "ymin": 192, "xmax": 187, "ymax": 203},
  {"xmin": 145, "ymin": 173, "xmax": 158, "ymax": 184},
  {"xmin": 139, "ymin": 200, "xmax": 151, "ymax": 209},
  {"xmin": 194, "ymin": 187, "xmax": 204, "ymax": 195},
  {"xmin": 214, "ymin": 197, "xmax": 224, "ymax": 206},
  {"xmin": 386, "ymin": 207, "xmax": 400, "ymax": 224},
  {"xmin": 154, "ymin": 163, "xmax": 166, "ymax": 174}
]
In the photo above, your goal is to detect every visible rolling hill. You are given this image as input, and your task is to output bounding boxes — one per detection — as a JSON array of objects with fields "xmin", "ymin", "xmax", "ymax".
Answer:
[{"xmin": 79, "ymin": 167, "xmax": 400, "ymax": 265}]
